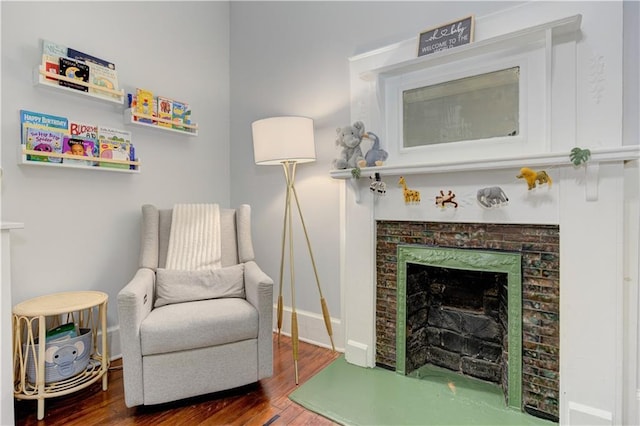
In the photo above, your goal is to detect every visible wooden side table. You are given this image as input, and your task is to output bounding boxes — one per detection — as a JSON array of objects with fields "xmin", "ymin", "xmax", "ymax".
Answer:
[{"xmin": 13, "ymin": 291, "xmax": 109, "ymax": 420}]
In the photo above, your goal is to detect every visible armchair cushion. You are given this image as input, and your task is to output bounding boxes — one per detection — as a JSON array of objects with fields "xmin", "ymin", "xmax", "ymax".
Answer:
[
  {"xmin": 154, "ymin": 264, "xmax": 245, "ymax": 307},
  {"xmin": 140, "ymin": 297, "xmax": 258, "ymax": 356}
]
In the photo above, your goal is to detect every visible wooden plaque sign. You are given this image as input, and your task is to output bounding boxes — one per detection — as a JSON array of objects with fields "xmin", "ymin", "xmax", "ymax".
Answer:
[{"xmin": 417, "ymin": 15, "xmax": 475, "ymax": 57}]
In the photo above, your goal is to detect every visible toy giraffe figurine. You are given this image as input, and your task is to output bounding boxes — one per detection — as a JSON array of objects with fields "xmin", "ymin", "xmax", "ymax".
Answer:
[{"xmin": 398, "ymin": 176, "xmax": 420, "ymax": 204}]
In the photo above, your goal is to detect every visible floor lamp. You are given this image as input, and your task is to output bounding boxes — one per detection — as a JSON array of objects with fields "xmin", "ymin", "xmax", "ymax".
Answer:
[{"xmin": 251, "ymin": 116, "xmax": 335, "ymax": 384}]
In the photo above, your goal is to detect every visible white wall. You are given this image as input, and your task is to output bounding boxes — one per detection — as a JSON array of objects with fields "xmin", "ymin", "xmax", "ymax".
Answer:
[
  {"xmin": 1, "ymin": 1, "xmax": 230, "ymax": 333},
  {"xmin": 229, "ymin": 0, "xmax": 524, "ymax": 349}
]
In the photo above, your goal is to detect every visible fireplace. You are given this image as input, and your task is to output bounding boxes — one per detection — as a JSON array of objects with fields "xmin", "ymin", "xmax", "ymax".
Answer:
[{"xmin": 376, "ymin": 221, "xmax": 560, "ymax": 421}]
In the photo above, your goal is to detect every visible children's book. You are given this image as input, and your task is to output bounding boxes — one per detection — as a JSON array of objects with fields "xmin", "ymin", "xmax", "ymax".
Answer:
[
  {"xmin": 41, "ymin": 39, "xmax": 67, "ymax": 58},
  {"xmin": 67, "ymin": 48, "xmax": 115, "ymax": 70},
  {"xmin": 59, "ymin": 57, "xmax": 90, "ymax": 92},
  {"xmin": 129, "ymin": 144, "xmax": 136, "ymax": 170},
  {"xmin": 97, "ymin": 126, "xmax": 131, "ymax": 169},
  {"xmin": 157, "ymin": 96, "xmax": 173, "ymax": 128},
  {"xmin": 87, "ymin": 62, "xmax": 119, "ymax": 99},
  {"xmin": 25, "ymin": 128, "xmax": 64, "ymax": 163},
  {"xmin": 63, "ymin": 136, "xmax": 97, "ymax": 167},
  {"xmin": 66, "ymin": 121, "xmax": 99, "ymax": 166},
  {"xmin": 172, "ymin": 100, "xmax": 189, "ymax": 130},
  {"xmin": 41, "ymin": 54, "xmax": 60, "ymax": 84},
  {"xmin": 20, "ymin": 109, "xmax": 68, "ymax": 145},
  {"xmin": 135, "ymin": 88, "xmax": 155, "ymax": 124}
]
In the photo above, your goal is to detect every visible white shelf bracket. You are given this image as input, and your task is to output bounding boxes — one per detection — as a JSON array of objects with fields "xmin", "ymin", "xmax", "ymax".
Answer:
[{"xmin": 585, "ymin": 161, "xmax": 600, "ymax": 202}]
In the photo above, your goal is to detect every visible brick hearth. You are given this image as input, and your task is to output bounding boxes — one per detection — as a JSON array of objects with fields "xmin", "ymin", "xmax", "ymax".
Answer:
[{"xmin": 376, "ymin": 221, "xmax": 560, "ymax": 419}]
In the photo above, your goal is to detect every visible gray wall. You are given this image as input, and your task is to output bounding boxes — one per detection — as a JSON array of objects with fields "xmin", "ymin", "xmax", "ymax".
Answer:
[{"xmin": 1, "ymin": 1, "xmax": 230, "ymax": 327}]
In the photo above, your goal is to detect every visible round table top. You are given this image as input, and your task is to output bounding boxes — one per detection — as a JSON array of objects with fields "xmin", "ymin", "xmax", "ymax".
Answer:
[{"xmin": 13, "ymin": 291, "xmax": 108, "ymax": 317}]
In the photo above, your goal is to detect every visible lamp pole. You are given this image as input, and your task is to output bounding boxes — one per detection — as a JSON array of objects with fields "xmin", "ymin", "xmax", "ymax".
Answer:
[{"xmin": 277, "ymin": 160, "xmax": 335, "ymax": 384}]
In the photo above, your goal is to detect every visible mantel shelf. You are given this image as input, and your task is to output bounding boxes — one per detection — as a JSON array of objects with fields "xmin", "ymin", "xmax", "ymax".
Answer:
[
  {"xmin": 329, "ymin": 146, "xmax": 639, "ymax": 180},
  {"xmin": 359, "ymin": 14, "xmax": 582, "ymax": 81},
  {"xmin": 331, "ymin": 146, "xmax": 638, "ymax": 203}
]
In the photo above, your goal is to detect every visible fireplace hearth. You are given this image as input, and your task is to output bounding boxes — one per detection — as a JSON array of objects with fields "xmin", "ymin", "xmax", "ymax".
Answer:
[{"xmin": 376, "ymin": 221, "xmax": 560, "ymax": 421}]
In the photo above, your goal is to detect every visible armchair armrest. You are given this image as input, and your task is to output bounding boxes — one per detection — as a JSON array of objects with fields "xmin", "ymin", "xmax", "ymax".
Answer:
[
  {"xmin": 117, "ymin": 267, "xmax": 155, "ymax": 407},
  {"xmin": 244, "ymin": 260, "xmax": 274, "ymax": 379}
]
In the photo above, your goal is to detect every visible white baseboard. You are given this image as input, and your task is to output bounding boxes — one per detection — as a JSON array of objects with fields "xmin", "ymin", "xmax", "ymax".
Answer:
[
  {"xmin": 567, "ymin": 401, "xmax": 613, "ymax": 425},
  {"xmin": 98, "ymin": 326, "xmax": 121, "ymax": 361},
  {"xmin": 274, "ymin": 305, "xmax": 344, "ymax": 352},
  {"xmin": 345, "ymin": 339, "xmax": 371, "ymax": 367}
]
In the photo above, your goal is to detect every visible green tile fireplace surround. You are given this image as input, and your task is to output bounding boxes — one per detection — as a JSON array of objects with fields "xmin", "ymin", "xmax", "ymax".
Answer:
[{"xmin": 396, "ymin": 245, "xmax": 522, "ymax": 410}]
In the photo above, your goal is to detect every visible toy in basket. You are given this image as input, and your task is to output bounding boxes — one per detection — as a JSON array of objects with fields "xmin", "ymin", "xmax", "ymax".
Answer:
[{"xmin": 24, "ymin": 327, "xmax": 92, "ymax": 384}]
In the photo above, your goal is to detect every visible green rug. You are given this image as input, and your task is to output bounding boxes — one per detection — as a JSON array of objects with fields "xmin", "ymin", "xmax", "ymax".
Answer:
[{"xmin": 289, "ymin": 356, "xmax": 556, "ymax": 426}]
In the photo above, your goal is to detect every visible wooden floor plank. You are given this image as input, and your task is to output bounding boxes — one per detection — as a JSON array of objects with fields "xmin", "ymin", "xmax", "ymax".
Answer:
[{"xmin": 14, "ymin": 334, "xmax": 340, "ymax": 425}]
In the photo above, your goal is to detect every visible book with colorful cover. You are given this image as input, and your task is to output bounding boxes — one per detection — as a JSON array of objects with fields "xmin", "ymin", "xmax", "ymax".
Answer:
[
  {"xmin": 62, "ymin": 136, "xmax": 97, "ymax": 167},
  {"xmin": 87, "ymin": 62, "xmax": 119, "ymax": 99},
  {"xmin": 67, "ymin": 48, "xmax": 115, "ymax": 70},
  {"xmin": 97, "ymin": 126, "xmax": 131, "ymax": 169},
  {"xmin": 135, "ymin": 88, "xmax": 155, "ymax": 124},
  {"xmin": 67, "ymin": 121, "xmax": 99, "ymax": 166},
  {"xmin": 171, "ymin": 100, "xmax": 189, "ymax": 130},
  {"xmin": 20, "ymin": 109, "xmax": 68, "ymax": 145},
  {"xmin": 42, "ymin": 39, "xmax": 67, "ymax": 58},
  {"xmin": 59, "ymin": 57, "xmax": 89, "ymax": 92},
  {"xmin": 41, "ymin": 54, "xmax": 60, "ymax": 84},
  {"xmin": 25, "ymin": 128, "xmax": 64, "ymax": 163},
  {"xmin": 157, "ymin": 96, "xmax": 173, "ymax": 128}
]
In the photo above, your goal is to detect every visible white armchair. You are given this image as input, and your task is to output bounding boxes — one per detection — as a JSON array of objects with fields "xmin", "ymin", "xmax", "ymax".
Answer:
[{"xmin": 117, "ymin": 204, "xmax": 273, "ymax": 407}]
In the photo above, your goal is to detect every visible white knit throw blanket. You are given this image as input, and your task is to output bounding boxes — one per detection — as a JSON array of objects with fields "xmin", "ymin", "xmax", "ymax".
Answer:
[{"xmin": 165, "ymin": 203, "xmax": 221, "ymax": 270}]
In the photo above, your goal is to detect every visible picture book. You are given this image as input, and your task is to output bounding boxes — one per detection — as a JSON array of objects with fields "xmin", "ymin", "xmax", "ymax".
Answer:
[
  {"xmin": 67, "ymin": 48, "xmax": 115, "ymax": 70},
  {"xmin": 20, "ymin": 109, "xmax": 68, "ymax": 145},
  {"xmin": 67, "ymin": 120, "xmax": 99, "ymax": 166},
  {"xmin": 59, "ymin": 57, "xmax": 90, "ymax": 92},
  {"xmin": 63, "ymin": 136, "xmax": 97, "ymax": 167},
  {"xmin": 42, "ymin": 54, "xmax": 60, "ymax": 84},
  {"xmin": 41, "ymin": 39, "xmax": 67, "ymax": 58},
  {"xmin": 97, "ymin": 126, "xmax": 131, "ymax": 169},
  {"xmin": 171, "ymin": 100, "xmax": 189, "ymax": 130},
  {"xmin": 25, "ymin": 127, "xmax": 64, "ymax": 163},
  {"xmin": 157, "ymin": 96, "xmax": 173, "ymax": 128},
  {"xmin": 135, "ymin": 88, "xmax": 155, "ymax": 124},
  {"xmin": 129, "ymin": 144, "xmax": 136, "ymax": 170},
  {"xmin": 88, "ymin": 62, "xmax": 119, "ymax": 99}
]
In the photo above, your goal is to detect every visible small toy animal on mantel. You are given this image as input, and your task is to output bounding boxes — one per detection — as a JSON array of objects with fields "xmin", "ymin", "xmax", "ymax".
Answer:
[
  {"xmin": 477, "ymin": 186, "xmax": 509, "ymax": 208},
  {"xmin": 435, "ymin": 190, "xmax": 458, "ymax": 208},
  {"xmin": 398, "ymin": 176, "xmax": 420, "ymax": 204},
  {"xmin": 517, "ymin": 167, "xmax": 553, "ymax": 190}
]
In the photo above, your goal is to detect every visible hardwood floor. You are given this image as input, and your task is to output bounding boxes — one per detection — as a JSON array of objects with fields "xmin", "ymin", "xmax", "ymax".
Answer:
[{"xmin": 14, "ymin": 334, "xmax": 341, "ymax": 425}]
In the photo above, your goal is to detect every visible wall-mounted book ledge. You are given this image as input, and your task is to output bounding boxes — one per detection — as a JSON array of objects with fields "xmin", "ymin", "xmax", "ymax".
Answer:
[
  {"xmin": 33, "ymin": 67, "xmax": 125, "ymax": 105},
  {"xmin": 123, "ymin": 109, "xmax": 198, "ymax": 136},
  {"xmin": 19, "ymin": 147, "xmax": 140, "ymax": 174}
]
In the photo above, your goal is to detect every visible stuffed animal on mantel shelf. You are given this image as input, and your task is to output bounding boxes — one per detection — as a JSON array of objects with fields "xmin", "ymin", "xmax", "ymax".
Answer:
[
  {"xmin": 363, "ymin": 132, "xmax": 388, "ymax": 167},
  {"xmin": 332, "ymin": 121, "xmax": 367, "ymax": 170}
]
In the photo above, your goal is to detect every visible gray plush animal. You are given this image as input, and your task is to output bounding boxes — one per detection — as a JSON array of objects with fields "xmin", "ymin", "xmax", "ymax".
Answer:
[
  {"xmin": 477, "ymin": 186, "xmax": 509, "ymax": 208},
  {"xmin": 364, "ymin": 132, "xmax": 388, "ymax": 167},
  {"xmin": 332, "ymin": 121, "xmax": 366, "ymax": 169}
]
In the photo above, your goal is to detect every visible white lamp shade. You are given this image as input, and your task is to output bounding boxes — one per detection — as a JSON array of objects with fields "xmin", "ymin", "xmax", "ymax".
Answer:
[{"xmin": 251, "ymin": 116, "xmax": 316, "ymax": 165}]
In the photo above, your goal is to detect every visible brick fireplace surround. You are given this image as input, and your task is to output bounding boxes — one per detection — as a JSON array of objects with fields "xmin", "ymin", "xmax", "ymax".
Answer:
[{"xmin": 376, "ymin": 220, "xmax": 560, "ymax": 420}]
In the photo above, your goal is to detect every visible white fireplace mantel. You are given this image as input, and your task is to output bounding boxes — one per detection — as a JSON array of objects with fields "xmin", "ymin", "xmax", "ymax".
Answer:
[
  {"xmin": 330, "ymin": 146, "xmax": 640, "ymax": 202},
  {"xmin": 340, "ymin": 4, "xmax": 638, "ymax": 425}
]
